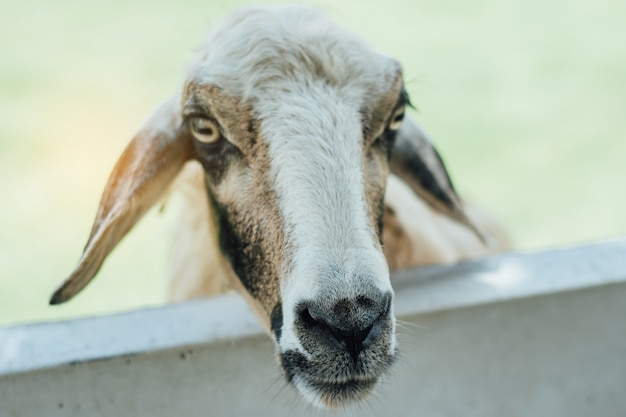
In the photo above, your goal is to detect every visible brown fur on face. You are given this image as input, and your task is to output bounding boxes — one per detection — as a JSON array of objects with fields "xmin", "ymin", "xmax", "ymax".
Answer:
[
  {"xmin": 181, "ymin": 83, "xmax": 288, "ymax": 327},
  {"xmin": 382, "ymin": 205, "xmax": 415, "ymax": 270}
]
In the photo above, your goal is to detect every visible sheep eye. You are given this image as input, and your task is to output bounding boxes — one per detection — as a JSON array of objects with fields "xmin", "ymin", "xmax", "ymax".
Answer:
[
  {"xmin": 388, "ymin": 106, "xmax": 405, "ymax": 131},
  {"xmin": 190, "ymin": 118, "xmax": 220, "ymax": 144}
]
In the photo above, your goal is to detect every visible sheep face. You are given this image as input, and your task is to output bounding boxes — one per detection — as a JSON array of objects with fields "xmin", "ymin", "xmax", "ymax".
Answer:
[
  {"xmin": 185, "ymin": 80, "xmax": 401, "ymax": 405},
  {"xmin": 182, "ymin": 8, "xmax": 408, "ymax": 406},
  {"xmin": 50, "ymin": 6, "xmax": 476, "ymax": 408}
]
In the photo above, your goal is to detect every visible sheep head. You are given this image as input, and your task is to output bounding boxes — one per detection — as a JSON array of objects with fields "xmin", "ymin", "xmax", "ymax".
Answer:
[{"xmin": 50, "ymin": 6, "xmax": 478, "ymax": 407}]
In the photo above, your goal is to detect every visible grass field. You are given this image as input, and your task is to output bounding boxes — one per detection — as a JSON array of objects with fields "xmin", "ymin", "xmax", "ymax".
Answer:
[{"xmin": 1, "ymin": 0, "xmax": 625, "ymax": 326}]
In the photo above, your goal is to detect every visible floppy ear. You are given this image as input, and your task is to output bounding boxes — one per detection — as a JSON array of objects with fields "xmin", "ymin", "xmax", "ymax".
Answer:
[
  {"xmin": 50, "ymin": 97, "xmax": 195, "ymax": 304},
  {"xmin": 389, "ymin": 116, "xmax": 486, "ymax": 243}
]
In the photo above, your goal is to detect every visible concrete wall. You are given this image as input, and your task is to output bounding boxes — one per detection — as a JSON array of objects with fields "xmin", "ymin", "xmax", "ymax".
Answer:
[{"xmin": 1, "ymin": 238, "xmax": 625, "ymax": 417}]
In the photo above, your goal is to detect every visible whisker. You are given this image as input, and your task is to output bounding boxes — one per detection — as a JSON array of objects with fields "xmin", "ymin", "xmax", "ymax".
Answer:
[{"xmin": 396, "ymin": 318, "xmax": 429, "ymax": 331}]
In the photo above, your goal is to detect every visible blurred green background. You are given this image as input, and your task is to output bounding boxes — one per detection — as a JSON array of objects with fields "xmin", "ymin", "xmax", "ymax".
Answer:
[{"xmin": 1, "ymin": 0, "xmax": 624, "ymax": 326}]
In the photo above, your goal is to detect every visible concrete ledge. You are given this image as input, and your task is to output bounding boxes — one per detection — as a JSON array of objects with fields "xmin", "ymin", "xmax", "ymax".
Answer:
[{"xmin": 1, "ymin": 238, "xmax": 625, "ymax": 416}]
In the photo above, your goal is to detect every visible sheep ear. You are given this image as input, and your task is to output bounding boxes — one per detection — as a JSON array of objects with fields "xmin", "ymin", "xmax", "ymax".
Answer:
[
  {"xmin": 50, "ymin": 97, "xmax": 195, "ymax": 305},
  {"xmin": 389, "ymin": 116, "xmax": 486, "ymax": 243}
]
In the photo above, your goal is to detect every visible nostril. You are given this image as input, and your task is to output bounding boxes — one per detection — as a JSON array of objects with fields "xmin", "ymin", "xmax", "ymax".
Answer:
[{"xmin": 299, "ymin": 307, "xmax": 319, "ymax": 328}]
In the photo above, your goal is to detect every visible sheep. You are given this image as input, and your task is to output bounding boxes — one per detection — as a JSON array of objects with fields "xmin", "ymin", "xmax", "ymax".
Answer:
[{"xmin": 49, "ymin": 5, "xmax": 507, "ymax": 408}]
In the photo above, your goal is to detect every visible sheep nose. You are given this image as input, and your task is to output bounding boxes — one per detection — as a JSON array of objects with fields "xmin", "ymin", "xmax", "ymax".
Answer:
[{"xmin": 298, "ymin": 292, "xmax": 392, "ymax": 363}]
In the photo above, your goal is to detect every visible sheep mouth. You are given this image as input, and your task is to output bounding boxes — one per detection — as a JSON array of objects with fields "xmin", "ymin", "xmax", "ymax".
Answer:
[
  {"xmin": 293, "ymin": 375, "xmax": 379, "ymax": 408},
  {"xmin": 280, "ymin": 348, "xmax": 395, "ymax": 408}
]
